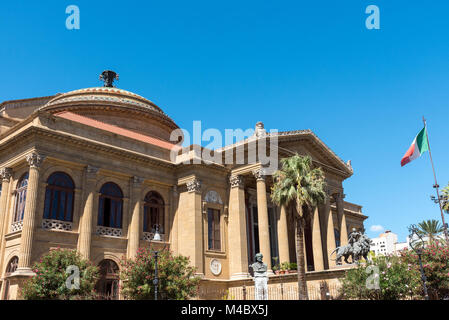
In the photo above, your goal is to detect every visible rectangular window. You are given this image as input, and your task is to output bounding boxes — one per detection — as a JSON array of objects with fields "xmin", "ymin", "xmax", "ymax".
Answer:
[{"xmin": 207, "ymin": 208, "xmax": 221, "ymax": 251}]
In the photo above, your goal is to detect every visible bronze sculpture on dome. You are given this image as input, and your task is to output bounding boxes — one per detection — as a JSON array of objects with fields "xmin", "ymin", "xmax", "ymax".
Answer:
[{"xmin": 99, "ymin": 70, "xmax": 119, "ymax": 87}]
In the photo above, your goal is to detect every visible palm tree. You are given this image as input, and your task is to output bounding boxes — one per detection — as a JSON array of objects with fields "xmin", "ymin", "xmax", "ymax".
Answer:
[
  {"xmin": 271, "ymin": 154, "xmax": 327, "ymax": 300},
  {"xmin": 417, "ymin": 219, "xmax": 444, "ymax": 244}
]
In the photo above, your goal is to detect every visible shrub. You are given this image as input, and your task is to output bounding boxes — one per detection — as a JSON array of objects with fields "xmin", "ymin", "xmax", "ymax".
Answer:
[
  {"xmin": 120, "ymin": 246, "xmax": 200, "ymax": 300},
  {"xmin": 21, "ymin": 248, "xmax": 99, "ymax": 300},
  {"xmin": 339, "ymin": 254, "xmax": 421, "ymax": 300}
]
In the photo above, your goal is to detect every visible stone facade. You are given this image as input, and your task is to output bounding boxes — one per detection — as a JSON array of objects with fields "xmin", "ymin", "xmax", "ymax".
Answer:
[{"xmin": 0, "ymin": 86, "xmax": 367, "ymax": 300}]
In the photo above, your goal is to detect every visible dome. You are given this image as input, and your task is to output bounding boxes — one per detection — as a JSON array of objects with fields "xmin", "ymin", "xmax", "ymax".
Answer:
[{"xmin": 40, "ymin": 87, "xmax": 179, "ymax": 142}]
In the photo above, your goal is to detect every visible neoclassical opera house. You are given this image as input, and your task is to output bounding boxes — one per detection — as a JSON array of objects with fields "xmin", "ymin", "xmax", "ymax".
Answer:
[{"xmin": 0, "ymin": 72, "xmax": 366, "ymax": 300}]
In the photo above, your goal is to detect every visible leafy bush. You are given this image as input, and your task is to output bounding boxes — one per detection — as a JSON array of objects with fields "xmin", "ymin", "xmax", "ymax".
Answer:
[
  {"xmin": 339, "ymin": 254, "xmax": 421, "ymax": 300},
  {"xmin": 120, "ymin": 246, "xmax": 200, "ymax": 300},
  {"xmin": 400, "ymin": 241, "xmax": 449, "ymax": 299},
  {"xmin": 21, "ymin": 248, "xmax": 99, "ymax": 300}
]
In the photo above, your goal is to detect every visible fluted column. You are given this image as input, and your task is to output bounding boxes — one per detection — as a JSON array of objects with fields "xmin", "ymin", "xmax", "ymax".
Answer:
[
  {"xmin": 277, "ymin": 205, "xmax": 290, "ymax": 265},
  {"xmin": 77, "ymin": 166, "xmax": 99, "ymax": 260},
  {"xmin": 228, "ymin": 175, "xmax": 249, "ymax": 279},
  {"xmin": 253, "ymin": 169, "xmax": 272, "ymax": 272},
  {"xmin": 325, "ymin": 197, "xmax": 337, "ymax": 268},
  {"xmin": 0, "ymin": 168, "xmax": 13, "ymax": 276},
  {"xmin": 17, "ymin": 152, "xmax": 44, "ymax": 272},
  {"xmin": 335, "ymin": 193, "xmax": 348, "ymax": 247},
  {"xmin": 0, "ymin": 168, "xmax": 12, "ymax": 243},
  {"xmin": 127, "ymin": 176, "xmax": 144, "ymax": 259},
  {"xmin": 311, "ymin": 207, "xmax": 324, "ymax": 271}
]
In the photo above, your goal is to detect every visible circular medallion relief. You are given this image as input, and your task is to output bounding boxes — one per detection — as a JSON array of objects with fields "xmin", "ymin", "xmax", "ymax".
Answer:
[{"xmin": 210, "ymin": 259, "xmax": 222, "ymax": 276}]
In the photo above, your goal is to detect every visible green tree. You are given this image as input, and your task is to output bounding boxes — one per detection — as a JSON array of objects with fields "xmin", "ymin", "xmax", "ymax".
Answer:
[
  {"xmin": 120, "ymin": 246, "xmax": 200, "ymax": 300},
  {"xmin": 271, "ymin": 154, "xmax": 327, "ymax": 300},
  {"xmin": 21, "ymin": 248, "xmax": 99, "ymax": 300},
  {"xmin": 417, "ymin": 219, "xmax": 444, "ymax": 244}
]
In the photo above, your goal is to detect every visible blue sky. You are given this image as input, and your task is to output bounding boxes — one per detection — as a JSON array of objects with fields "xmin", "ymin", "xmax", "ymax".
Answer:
[{"xmin": 1, "ymin": 1, "xmax": 448, "ymax": 242}]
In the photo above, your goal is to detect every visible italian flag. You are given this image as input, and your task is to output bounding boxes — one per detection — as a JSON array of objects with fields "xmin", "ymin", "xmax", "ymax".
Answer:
[{"xmin": 401, "ymin": 127, "xmax": 429, "ymax": 167}]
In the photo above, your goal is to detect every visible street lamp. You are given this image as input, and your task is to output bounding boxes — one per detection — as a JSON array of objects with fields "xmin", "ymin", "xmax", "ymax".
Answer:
[
  {"xmin": 150, "ymin": 224, "xmax": 163, "ymax": 300},
  {"xmin": 408, "ymin": 224, "xmax": 429, "ymax": 300}
]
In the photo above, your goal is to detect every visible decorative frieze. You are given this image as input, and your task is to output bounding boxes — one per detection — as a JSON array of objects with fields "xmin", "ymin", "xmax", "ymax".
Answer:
[
  {"xmin": 42, "ymin": 219, "xmax": 73, "ymax": 231},
  {"xmin": 11, "ymin": 221, "xmax": 23, "ymax": 232},
  {"xmin": 26, "ymin": 152, "xmax": 45, "ymax": 168},
  {"xmin": 132, "ymin": 176, "xmax": 145, "ymax": 188},
  {"xmin": 96, "ymin": 226, "xmax": 122, "ymax": 237},
  {"xmin": 0, "ymin": 167, "xmax": 13, "ymax": 181},
  {"xmin": 143, "ymin": 232, "xmax": 165, "ymax": 242},
  {"xmin": 187, "ymin": 179, "xmax": 201, "ymax": 193},
  {"xmin": 229, "ymin": 175, "xmax": 244, "ymax": 189}
]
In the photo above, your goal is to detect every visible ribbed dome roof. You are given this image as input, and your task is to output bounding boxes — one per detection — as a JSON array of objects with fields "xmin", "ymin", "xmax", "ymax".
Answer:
[{"xmin": 40, "ymin": 87, "xmax": 178, "ymax": 130}]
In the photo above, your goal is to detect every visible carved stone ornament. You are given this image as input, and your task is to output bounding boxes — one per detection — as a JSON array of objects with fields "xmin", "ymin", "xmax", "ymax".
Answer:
[
  {"xmin": 252, "ymin": 169, "xmax": 265, "ymax": 181},
  {"xmin": 26, "ymin": 152, "xmax": 44, "ymax": 168},
  {"xmin": 210, "ymin": 259, "xmax": 222, "ymax": 276},
  {"xmin": 0, "ymin": 168, "xmax": 13, "ymax": 181},
  {"xmin": 86, "ymin": 165, "xmax": 99, "ymax": 180},
  {"xmin": 204, "ymin": 190, "xmax": 223, "ymax": 204},
  {"xmin": 186, "ymin": 179, "xmax": 201, "ymax": 193},
  {"xmin": 132, "ymin": 176, "xmax": 145, "ymax": 188},
  {"xmin": 229, "ymin": 175, "xmax": 244, "ymax": 188}
]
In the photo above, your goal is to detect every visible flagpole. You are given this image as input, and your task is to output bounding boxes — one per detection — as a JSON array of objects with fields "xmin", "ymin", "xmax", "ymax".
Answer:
[{"xmin": 423, "ymin": 116, "xmax": 449, "ymax": 244}]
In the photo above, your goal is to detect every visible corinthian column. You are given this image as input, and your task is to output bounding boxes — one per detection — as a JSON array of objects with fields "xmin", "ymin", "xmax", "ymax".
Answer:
[
  {"xmin": 0, "ymin": 168, "xmax": 13, "ymax": 242},
  {"xmin": 335, "ymin": 193, "xmax": 348, "ymax": 247},
  {"xmin": 77, "ymin": 166, "xmax": 99, "ymax": 260},
  {"xmin": 228, "ymin": 175, "xmax": 249, "ymax": 279},
  {"xmin": 0, "ymin": 168, "xmax": 13, "ymax": 276},
  {"xmin": 277, "ymin": 205, "xmax": 290, "ymax": 265},
  {"xmin": 127, "ymin": 176, "xmax": 144, "ymax": 259},
  {"xmin": 17, "ymin": 152, "xmax": 45, "ymax": 272},
  {"xmin": 253, "ymin": 169, "xmax": 272, "ymax": 272},
  {"xmin": 325, "ymin": 196, "xmax": 337, "ymax": 268},
  {"xmin": 311, "ymin": 206, "xmax": 324, "ymax": 271}
]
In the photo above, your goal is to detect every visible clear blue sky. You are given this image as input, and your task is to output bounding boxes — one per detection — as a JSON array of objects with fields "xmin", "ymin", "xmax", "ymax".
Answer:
[{"xmin": 1, "ymin": 1, "xmax": 448, "ymax": 242}]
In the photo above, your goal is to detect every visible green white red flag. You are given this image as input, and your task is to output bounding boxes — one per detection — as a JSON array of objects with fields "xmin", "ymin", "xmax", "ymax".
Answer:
[{"xmin": 401, "ymin": 127, "xmax": 429, "ymax": 167}]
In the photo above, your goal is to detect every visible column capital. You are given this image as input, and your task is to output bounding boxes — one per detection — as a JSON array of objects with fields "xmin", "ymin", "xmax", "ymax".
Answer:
[
  {"xmin": 26, "ymin": 152, "xmax": 45, "ymax": 169},
  {"xmin": 131, "ymin": 176, "xmax": 145, "ymax": 189},
  {"xmin": 252, "ymin": 169, "xmax": 265, "ymax": 181},
  {"xmin": 0, "ymin": 167, "xmax": 13, "ymax": 181},
  {"xmin": 85, "ymin": 165, "xmax": 99, "ymax": 180},
  {"xmin": 186, "ymin": 179, "xmax": 202, "ymax": 193},
  {"xmin": 332, "ymin": 192, "xmax": 346, "ymax": 203},
  {"xmin": 229, "ymin": 175, "xmax": 244, "ymax": 188}
]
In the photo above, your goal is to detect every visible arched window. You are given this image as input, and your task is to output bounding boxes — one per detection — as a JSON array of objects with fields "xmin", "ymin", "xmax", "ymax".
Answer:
[
  {"xmin": 2, "ymin": 256, "xmax": 18, "ymax": 300},
  {"xmin": 98, "ymin": 183, "xmax": 123, "ymax": 229},
  {"xmin": 43, "ymin": 172, "xmax": 75, "ymax": 222},
  {"xmin": 143, "ymin": 191, "xmax": 164, "ymax": 234},
  {"xmin": 96, "ymin": 259, "xmax": 119, "ymax": 300},
  {"xmin": 13, "ymin": 173, "xmax": 28, "ymax": 222}
]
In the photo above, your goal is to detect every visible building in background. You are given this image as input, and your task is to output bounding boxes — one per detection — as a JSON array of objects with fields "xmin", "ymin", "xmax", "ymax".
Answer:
[{"xmin": 370, "ymin": 230, "xmax": 399, "ymax": 255}]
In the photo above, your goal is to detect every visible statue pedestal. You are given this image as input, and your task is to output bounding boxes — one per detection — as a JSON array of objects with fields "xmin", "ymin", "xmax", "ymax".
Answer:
[{"xmin": 253, "ymin": 275, "xmax": 268, "ymax": 300}]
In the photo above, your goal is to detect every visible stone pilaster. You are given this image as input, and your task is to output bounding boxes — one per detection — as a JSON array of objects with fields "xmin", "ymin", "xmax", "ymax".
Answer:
[
  {"xmin": 77, "ymin": 165, "xmax": 99, "ymax": 260},
  {"xmin": 178, "ymin": 178, "xmax": 204, "ymax": 276},
  {"xmin": 252, "ymin": 169, "xmax": 272, "ymax": 272},
  {"xmin": 170, "ymin": 185, "xmax": 179, "ymax": 254},
  {"xmin": 277, "ymin": 205, "xmax": 290, "ymax": 265},
  {"xmin": 335, "ymin": 193, "xmax": 348, "ymax": 247},
  {"xmin": 17, "ymin": 152, "xmax": 45, "ymax": 273},
  {"xmin": 0, "ymin": 168, "xmax": 13, "ymax": 278},
  {"xmin": 311, "ymin": 206, "xmax": 324, "ymax": 271},
  {"xmin": 127, "ymin": 176, "xmax": 144, "ymax": 259},
  {"xmin": 228, "ymin": 175, "xmax": 249, "ymax": 279},
  {"xmin": 325, "ymin": 196, "xmax": 337, "ymax": 268}
]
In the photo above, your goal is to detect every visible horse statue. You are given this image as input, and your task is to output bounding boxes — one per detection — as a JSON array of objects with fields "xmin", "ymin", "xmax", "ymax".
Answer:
[{"xmin": 330, "ymin": 230, "xmax": 372, "ymax": 264}]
